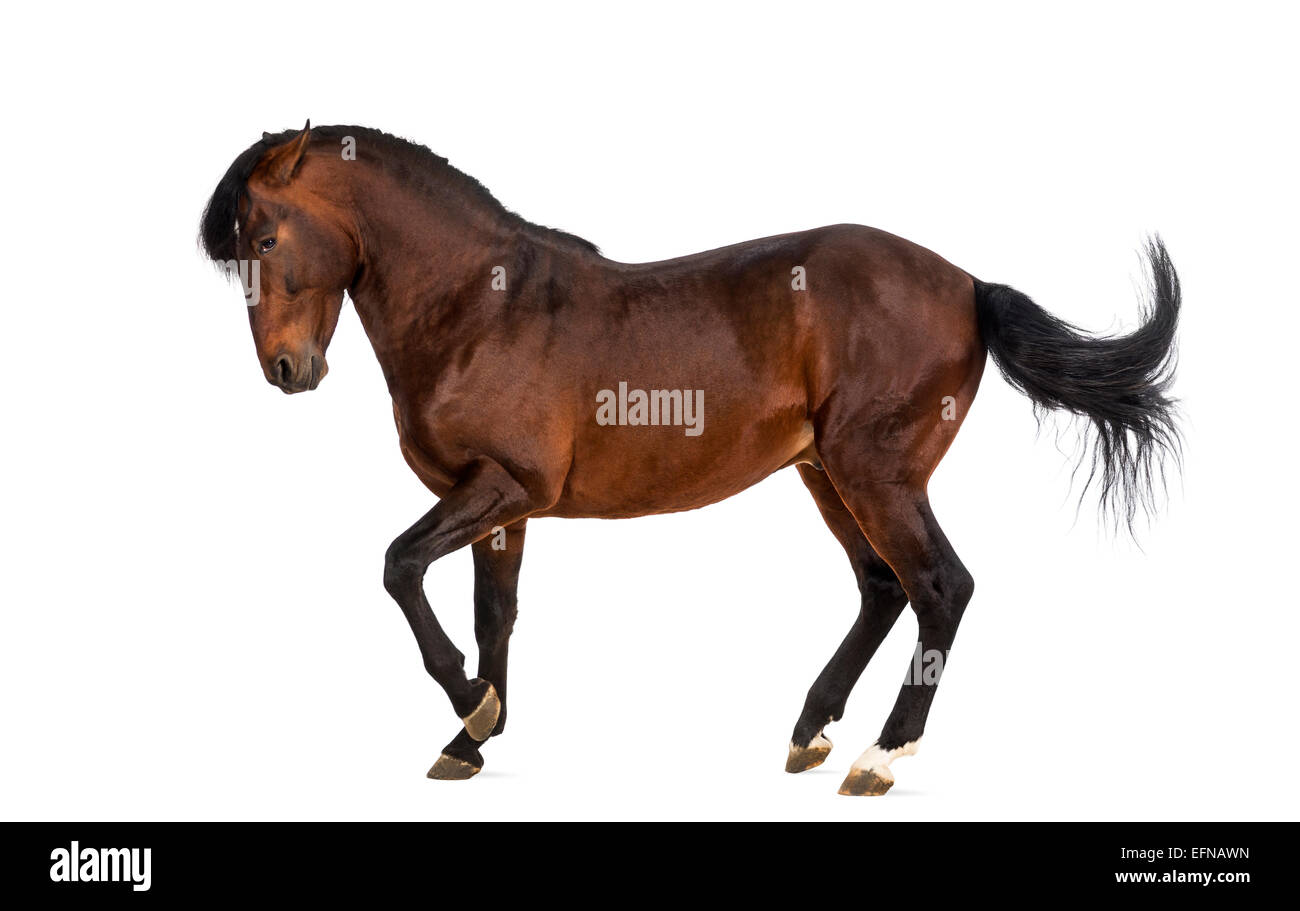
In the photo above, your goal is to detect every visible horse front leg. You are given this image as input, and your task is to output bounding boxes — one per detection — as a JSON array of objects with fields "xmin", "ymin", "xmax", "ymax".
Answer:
[
  {"xmin": 381, "ymin": 460, "xmax": 534, "ymax": 771},
  {"xmin": 429, "ymin": 519, "xmax": 527, "ymax": 780}
]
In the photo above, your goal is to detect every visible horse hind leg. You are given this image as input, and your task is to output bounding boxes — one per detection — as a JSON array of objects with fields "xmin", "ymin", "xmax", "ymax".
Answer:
[
  {"xmin": 821, "ymin": 474, "xmax": 974, "ymax": 796},
  {"xmin": 786, "ymin": 464, "xmax": 909, "ymax": 773}
]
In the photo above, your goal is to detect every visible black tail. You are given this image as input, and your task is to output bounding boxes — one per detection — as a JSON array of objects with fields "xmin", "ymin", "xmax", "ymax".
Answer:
[{"xmin": 974, "ymin": 237, "xmax": 1182, "ymax": 532}]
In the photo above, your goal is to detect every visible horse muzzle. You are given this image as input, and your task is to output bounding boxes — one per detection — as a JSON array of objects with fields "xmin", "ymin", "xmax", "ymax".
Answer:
[{"xmin": 266, "ymin": 351, "xmax": 328, "ymax": 394}]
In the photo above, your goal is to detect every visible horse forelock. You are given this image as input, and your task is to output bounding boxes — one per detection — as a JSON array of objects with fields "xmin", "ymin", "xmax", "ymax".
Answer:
[{"xmin": 199, "ymin": 132, "xmax": 282, "ymax": 266}]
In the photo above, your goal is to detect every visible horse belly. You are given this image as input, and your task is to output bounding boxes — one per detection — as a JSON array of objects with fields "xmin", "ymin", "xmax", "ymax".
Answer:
[{"xmin": 544, "ymin": 414, "xmax": 816, "ymax": 519}]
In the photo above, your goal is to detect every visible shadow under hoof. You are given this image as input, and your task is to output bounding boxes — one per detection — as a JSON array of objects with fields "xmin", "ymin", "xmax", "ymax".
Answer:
[
  {"xmin": 786, "ymin": 739, "xmax": 832, "ymax": 774},
  {"xmin": 461, "ymin": 680, "xmax": 501, "ymax": 742},
  {"xmin": 427, "ymin": 753, "xmax": 481, "ymax": 781},
  {"xmin": 837, "ymin": 767, "xmax": 895, "ymax": 796}
]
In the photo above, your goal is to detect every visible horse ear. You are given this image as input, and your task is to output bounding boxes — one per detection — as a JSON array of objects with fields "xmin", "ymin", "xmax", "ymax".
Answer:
[{"xmin": 264, "ymin": 120, "xmax": 312, "ymax": 184}]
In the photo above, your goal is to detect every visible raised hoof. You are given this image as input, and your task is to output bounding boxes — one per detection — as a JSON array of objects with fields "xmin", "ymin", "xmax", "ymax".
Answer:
[
  {"xmin": 461, "ymin": 681, "xmax": 501, "ymax": 742},
  {"xmin": 427, "ymin": 753, "xmax": 481, "ymax": 781},
  {"xmin": 786, "ymin": 733, "xmax": 832, "ymax": 773},
  {"xmin": 837, "ymin": 766, "xmax": 895, "ymax": 796}
]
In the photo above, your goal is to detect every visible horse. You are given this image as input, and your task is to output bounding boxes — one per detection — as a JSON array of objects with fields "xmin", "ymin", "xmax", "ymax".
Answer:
[{"xmin": 200, "ymin": 122, "xmax": 1180, "ymax": 796}]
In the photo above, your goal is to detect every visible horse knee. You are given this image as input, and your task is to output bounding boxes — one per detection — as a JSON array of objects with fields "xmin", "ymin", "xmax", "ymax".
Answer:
[
  {"xmin": 474, "ymin": 600, "xmax": 517, "ymax": 646},
  {"xmin": 860, "ymin": 566, "xmax": 908, "ymax": 611},
  {"xmin": 383, "ymin": 542, "xmax": 421, "ymax": 598},
  {"xmin": 910, "ymin": 561, "xmax": 974, "ymax": 630},
  {"xmin": 947, "ymin": 563, "xmax": 975, "ymax": 612}
]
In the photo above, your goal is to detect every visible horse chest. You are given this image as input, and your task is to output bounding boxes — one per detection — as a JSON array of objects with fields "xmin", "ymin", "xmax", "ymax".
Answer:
[{"xmin": 391, "ymin": 401, "xmax": 458, "ymax": 496}]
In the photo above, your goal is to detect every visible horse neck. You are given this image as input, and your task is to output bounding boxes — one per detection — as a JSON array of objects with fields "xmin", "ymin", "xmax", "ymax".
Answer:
[{"xmin": 343, "ymin": 163, "xmax": 522, "ymax": 378}]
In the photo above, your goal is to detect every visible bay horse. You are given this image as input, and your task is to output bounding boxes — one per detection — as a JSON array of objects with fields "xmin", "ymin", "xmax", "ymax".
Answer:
[{"xmin": 201, "ymin": 123, "xmax": 1180, "ymax": 796}]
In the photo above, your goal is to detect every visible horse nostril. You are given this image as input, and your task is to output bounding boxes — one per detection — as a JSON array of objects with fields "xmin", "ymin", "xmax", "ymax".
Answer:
[{"xmin": 274, "ymin": 355, "xmax": 294, "ymax": 385}]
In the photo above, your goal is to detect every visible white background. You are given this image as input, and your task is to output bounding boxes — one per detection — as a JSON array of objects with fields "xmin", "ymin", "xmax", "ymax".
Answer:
[{"xmin": 2, "ymin": 2, "xmax": 1297, "ymax": 821}]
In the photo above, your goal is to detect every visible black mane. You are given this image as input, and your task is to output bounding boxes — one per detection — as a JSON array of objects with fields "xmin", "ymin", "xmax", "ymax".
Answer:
[{"xmin": 199, "ymin": 124, "xmax": 599, "ymax": 264}]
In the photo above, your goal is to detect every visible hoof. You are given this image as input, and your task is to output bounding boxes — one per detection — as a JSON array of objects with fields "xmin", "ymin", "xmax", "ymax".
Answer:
[
  {"xmin": 461, "ymin": 680, "xmax": 501, "ymax": 742},
  {"xmin": 427, "ymin": 753, "xmax": 481, "ymax": 781},
  {"xmin": 786, "ymin": 732, "xmax": 832, "ymax": 773},
  {"xmin": 837, "ymin": 740, "xmax": 919, "ymax": 796},
  {"xmin": 837, "ymin": 766, "xmax": 894, "ymax": 796}
]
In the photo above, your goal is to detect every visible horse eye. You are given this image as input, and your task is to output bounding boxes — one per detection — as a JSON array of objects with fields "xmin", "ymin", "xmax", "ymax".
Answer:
[{"xmin": 258, "ymin": 238, "xmax": 277, "ymax": 254}]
